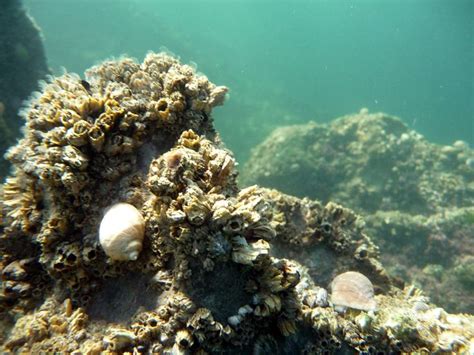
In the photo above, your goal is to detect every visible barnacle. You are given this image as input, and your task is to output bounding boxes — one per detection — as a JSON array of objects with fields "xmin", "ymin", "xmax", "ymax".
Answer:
[
  {"xmin": 65, "ymin": 120, "xmax": 91, "ymax": 146},
  {"xmin": 61, "ymin": 146, "xmax": 89, "ymax": 171},
  {"xmin": 44, "ymin": 126, "xmax": 67, "ymax": 146},
  {"xmin": 175, "ymin": 329, "xmax": 194, "ymax": 348},
  {"xmin": 231, "ymin": 237, "xmax": 269, "ymax": 265},
  {"xmin": 211, "ymin": 199, "xmax": 232, "ymax": 225},
  {"xmin": 88, "ymin": 125, "xmax": 105, "ymax": 151},
  {"xmin": 153, "ymin": 98, "xmax": 170, "ymax": 120},
  {"xmin": 58, "ymin": 109, "xmax": 81, "ymax": 129},
  {"xmin": 182, "ymin": 191, "xmax": 211, "ymax": 226}
]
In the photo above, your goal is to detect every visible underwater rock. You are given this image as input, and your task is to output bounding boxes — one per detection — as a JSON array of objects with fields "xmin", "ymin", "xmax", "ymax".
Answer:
[
  {"xmin": 0, "ymin": 0, "xmax": 49, "ymax": 177},
  {"xmin": 242, "ymin": 109, "xmax": 474, "ymax": 313},
  {"xmin": 99, "ymin": 203, "xmax": 145, "ymax": 261},
  {"xmin": 1, "ymin": 54, "xmax": 473, "ymax": 353}
]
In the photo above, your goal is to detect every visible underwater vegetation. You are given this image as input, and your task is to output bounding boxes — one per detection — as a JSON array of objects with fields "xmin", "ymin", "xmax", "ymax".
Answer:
[
  {"xmin": 242, "ymin": 109, "xmax": 474, "ymax": 314},
  {"xmin": 0, "ymin": 53, "xmax": 473, "ymax": 353},
  {"xmin": 0, "ymin": 0, "xmax": 49, "ymax": 177}
]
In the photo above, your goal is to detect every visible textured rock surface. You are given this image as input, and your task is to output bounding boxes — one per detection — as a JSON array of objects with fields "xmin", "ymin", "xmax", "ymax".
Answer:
[
  {"xmin": 0, "ymin": 0, "xmax": 49, "ymax": 176},
  {"xmin": 1, "ymin": 56, "xmax": 473, "ymax": 353},
  {"xmin": 241, "ymin": 109, "xmax": 474, "ymax": 313}
]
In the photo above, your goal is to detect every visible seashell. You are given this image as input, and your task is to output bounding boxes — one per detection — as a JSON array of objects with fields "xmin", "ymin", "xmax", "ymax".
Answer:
[
  {"xmin": 330, "ymin": 271, "xmax": 377, "ymax": 312},
  {"xmin": 315, "ymin": 287, "xmax": 329, "ymax": 307},
  {"xmin": 238, "ymin": 305, "xmax": 253, "ymax": 316},
  {"xmin": 304, "ymin": 287, "xmax": 329, "ymax": 308},
  {"xmin": 99, "ymin": 203, "xmax": 145, "ymax": 261},
  {"xmin": 227, "ymin": 315, "xmax": 242, "ymax": 327},
  {"xmin": 104, "ymin": 329, "xmax": 137, "ymax": 352}
]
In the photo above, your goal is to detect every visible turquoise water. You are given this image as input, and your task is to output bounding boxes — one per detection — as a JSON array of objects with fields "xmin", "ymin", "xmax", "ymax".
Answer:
[
  {"xmin": 1, "ymin": 1, "xmax": 474, "ymax": 350},
  {"xmin": 19, "ymin": 0, "xmax": 474, "ymax": 163}
]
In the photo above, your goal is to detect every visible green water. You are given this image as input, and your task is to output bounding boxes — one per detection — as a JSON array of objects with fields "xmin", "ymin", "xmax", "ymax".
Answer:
[{"xmin": 19, "ymin": 0, "xmax": 474, "ymax": 163}]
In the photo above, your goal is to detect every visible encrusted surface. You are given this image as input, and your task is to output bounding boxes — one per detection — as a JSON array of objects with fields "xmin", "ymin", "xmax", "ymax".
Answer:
[
  {"xmin": 242, "ymin": 109, "xmax": 474, "ymax": 313},
  {"xmin": 1, "ymin": 56, "xmax": 473, "ymax": 353}
]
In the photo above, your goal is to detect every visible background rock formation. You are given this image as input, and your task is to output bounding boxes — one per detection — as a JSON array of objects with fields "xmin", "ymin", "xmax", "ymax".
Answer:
[
  {"xmin": 0, "ymin": 0, "xmax": 49, "ymax": 177},
  {"xmin": 1, "ymin": 55, "xmax": 473, "ymax": 353},
  {"xmin": 242, "ymin": 109, "xmax": 474, "ymax": 313}
]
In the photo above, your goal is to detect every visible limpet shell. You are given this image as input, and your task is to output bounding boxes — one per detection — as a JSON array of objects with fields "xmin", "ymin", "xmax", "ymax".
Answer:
[{"xmin": 330, "ymin": 271, "xmax": 377, "ymax": 312}]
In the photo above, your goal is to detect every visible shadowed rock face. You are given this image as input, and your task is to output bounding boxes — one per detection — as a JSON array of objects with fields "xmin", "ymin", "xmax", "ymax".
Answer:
[
  {"xmin": 241, "ymin": 109, "xmax": 474, "ymax": 313},
  {"xmin": 87, "ymin": 273, "xmax": 160, "ymax": 324},
  {"xmin": 184, "ymin": 262, "xmax": 252, "ymax": 323},
  {"xmin": 0, "ymin": 0, "xmax": 49, "ymax": 177}
]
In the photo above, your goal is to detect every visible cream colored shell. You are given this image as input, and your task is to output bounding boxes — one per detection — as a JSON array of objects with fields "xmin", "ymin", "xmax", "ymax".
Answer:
[
  {"xmin": 99, "ymin": 203, "xmax": 145, "ymax": 261},
  {"xmin": 330, "ymin": 271, "xmax": 377, "ymax": 312}
]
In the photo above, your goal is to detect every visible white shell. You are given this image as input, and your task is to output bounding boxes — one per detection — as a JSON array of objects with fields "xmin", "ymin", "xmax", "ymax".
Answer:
[
  {"xmin": 330, "ymin": 271, "xmax": 377, "ymax": 312},
  {"xmin": 99, "ymin": 203, "xmax": 145, "ymax": 261}
]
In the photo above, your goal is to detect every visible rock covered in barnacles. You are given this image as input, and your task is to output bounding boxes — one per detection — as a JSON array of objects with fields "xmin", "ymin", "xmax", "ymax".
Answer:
[
  {"xmin": 242, "ymin": 111, "xmax": 474, "ymax": 313},
  {"xmin": 2, "ymin": 53, "xmax": 474, "ymax": 355},
  {"xmin": 330, "ymin": 271, "xmax": 377, "ymax": 312},
  {"xmin": 99, "ymin": 203, "xmax": 145, "ymax": 261}
]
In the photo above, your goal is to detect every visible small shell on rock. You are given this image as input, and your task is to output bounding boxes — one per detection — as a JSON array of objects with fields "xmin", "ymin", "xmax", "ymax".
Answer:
[
  {"xmin": 228, "ymin": 315, "xmax": 242, "ymax": 327},
  {"xmin": 330, "ymin": 271, "xmax": 377, "ymax": 312},
  {"xmin": 99, "ymin": 203, "xmax": 145, "ymax": 261},
  {"xmin": 303, "ymin": 287, "xmax": 329, "ymax": 308},
  {"xmin": 104, "ymin": 329, "xmax": 137, "ymax": 352},
  {"xmin": 166, "ymin": 208, "xmax": 186, "ymax": 223}
]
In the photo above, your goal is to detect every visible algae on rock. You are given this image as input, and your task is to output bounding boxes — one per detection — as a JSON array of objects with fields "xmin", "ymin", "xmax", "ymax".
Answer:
[
  {"xmin": 1, "ymin": 55, "xmax": 473, "ymax": 353},
  {"xmin": 241, "ymin": 109, "xmax": 474, "ymax": 313}
]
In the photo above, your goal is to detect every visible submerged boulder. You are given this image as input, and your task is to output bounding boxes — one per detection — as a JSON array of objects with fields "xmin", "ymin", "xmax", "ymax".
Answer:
[
  {"xmin": 0, "ymin": 55, "xmax": 473, "ymax": 353},
  {"xmin": 242, "ymin": 108, "xmax": 474, "ymax": 313}
]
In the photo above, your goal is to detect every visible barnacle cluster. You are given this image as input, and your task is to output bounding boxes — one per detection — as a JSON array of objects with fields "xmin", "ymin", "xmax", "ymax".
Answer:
[
  {"xmin": 0, "ymin": 52, "xmax": 227, "ymax": 332},
  {"xmin": 242, "ymin": 108, "xmax": 474, "ymax": 313},
  {"xmin": 1, "ymin": 54, "xmax": 473, "ymax": 353}
]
